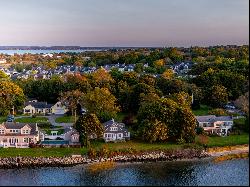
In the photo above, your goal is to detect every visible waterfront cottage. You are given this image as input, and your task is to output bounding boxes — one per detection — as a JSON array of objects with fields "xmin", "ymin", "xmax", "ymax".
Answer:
[
  {"xmin": 103, "ymin": 119, "xmax": 130, "ymax": 142},
  {"xmin": 0, "ymin": 122, "xmax": 44, "ymax": 148},
  {"xmin": 23, "ymin": 100, "xmax": 53, "ymax": 115},
  {"xmin": 195, "ymin": 115, "xmax": 233, "ymax": 136}
]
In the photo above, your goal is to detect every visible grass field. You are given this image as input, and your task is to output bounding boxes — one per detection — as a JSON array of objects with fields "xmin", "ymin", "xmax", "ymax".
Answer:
[
  {"xmin": 14, "ymin": 117, "xmax": 49, "ymax": 123},
  {"xmin": 55, "ymin": 116, "xmax": 76, "ymax": 123},
  {"xmin": 0, "ymin": 134, "xmax": 248, "ymax": 157},
  {"xmin": 192, "ymin": 105, "xmax": 212, "ymax": 116},
  {"xmin": 205, "ymin": 133, "xmax": 249, "ymax": 147}
]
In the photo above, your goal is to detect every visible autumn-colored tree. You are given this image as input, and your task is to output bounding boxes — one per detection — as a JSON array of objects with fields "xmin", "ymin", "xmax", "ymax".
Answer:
[
  {"xmin": 206, "ymin": 85, "xmax": 228, "ymax": 108},
  {"xmin": 0, "ymin": 81, "xmax": 25, "ymax": 115},
  {"xmin": 81, "ymin": 87, "xmax": 120, "ymax": 122},
  {"xmin": 139, "ymin": 119, "xmax": 168, "ymax": 143},
  {"xmin": 0, "ymin": 71, "xmax": 9, "ymax": 80},
  {"xmin": 171, "ymin": 92, "xmax": 192, "ymax": 108},
  {"xmin": 153, "ymin": 59, "xmax": 165, "ymax": 68},
  {"xmin": 91, "ymin": 68, "xmax": 114, "ymax": 88},
  {"xmin": 208, "ymin": 108, "xmax": 228, "ymax": 116},
  {"xmin": 161, "ymin": 69, "xmax": 174, "ymax": 80},
  {"xmin": 60, "ymin": 90, "xmax": 84, "ymax": 123},
  {"xmin": 75, "ymin": 113, "xmax": 104, "ymax": 147}
]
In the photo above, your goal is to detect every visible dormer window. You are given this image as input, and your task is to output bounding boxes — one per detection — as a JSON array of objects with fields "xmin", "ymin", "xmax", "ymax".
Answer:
[
  {"xmin": 22, "ymin": 130, "xmax": 30, "ymax": 134},
  {"xmin": 110, "ymin": 127, "xmax": 118, "ymax": 131}
]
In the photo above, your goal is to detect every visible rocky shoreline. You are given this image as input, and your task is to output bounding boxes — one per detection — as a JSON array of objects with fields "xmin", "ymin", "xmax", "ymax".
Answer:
[
  {"xmin": 0, "ymin": 148, "xmax": 208, "ymax": 169},
  {"xmin": 0, "ymin": 145, "xmax": 248, "ymax": 169}
]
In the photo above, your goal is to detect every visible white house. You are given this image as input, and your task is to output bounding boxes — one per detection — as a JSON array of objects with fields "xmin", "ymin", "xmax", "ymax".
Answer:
[
  {"xmin": 51, "ymin": 101, "xmax": 68, "ymax": 115},
  {"xmin": 23, "ymin": 100, "xmax": 53, "ymax": 115},
  {"xmin": 103, "ymin": 119, "xmax": 130, "ymax": 142},
  {"xmin": 195, "ymin": 115, "xmax": 234, "ymax": 136},
  {"xmin": 0, "ymin": 122, "xmax": 44, "ymax": 148}
]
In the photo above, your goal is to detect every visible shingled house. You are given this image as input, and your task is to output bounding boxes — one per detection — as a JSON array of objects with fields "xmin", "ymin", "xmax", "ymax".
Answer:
[
  {"xmin": 0, "ymin": 122, "xmax": 44, "ymax": 148},
  {"xmin": 102, "ymin": 119, "xmax": 130, "ymax": 142}
]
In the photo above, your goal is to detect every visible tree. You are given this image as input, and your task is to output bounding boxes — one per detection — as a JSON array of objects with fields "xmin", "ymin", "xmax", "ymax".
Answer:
[
  {"xmin": 134, "ymin": 63, "xmax": 144, "ymax": 73},
  {"xmin": 81, "ymin": 87, "xmax": 120, "ymax": 122},
  {"xmin": 234, "ymin": 92, "xmax": 249, "ymax": 115},
  {"xmin": 137, "ymin": 97, "xmax": 196, "ymax": 143},
  {"xmin": 60, "ymin": 90, "xmax": 84, "ymax": 123},
  {"xmin": 75, "ymin": 113, "xmax": 104, "ymax": 147},
  {"xmin": 90, "ymin": 68, "xmax": 114, "ymax": 88},
  {"xmin": 139, "ymin": 119, "xmax": 168, "ymax": 143},
  {"xmin": 0, "ymin": 81, "xmax": 25, "ymax": 115},
  {"xmin": 161, "ymin": 69, "xmax": 174, "ymax": 80},
  {"xmin": 206, "ymin": 85, "xmax": 228, "ymax": 108},
  {"xmin": 0, "ymin": 71, "xmax": 9, "ymax": 80}
]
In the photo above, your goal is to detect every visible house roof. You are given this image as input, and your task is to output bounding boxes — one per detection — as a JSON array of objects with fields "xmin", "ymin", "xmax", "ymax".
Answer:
[
  {"xmin": 103, "ymin": 119, "xmax": 128, "ymax": 134},
  {"xmin": 0, "ymin": 122, "xmax": 38, "ymax": 136},
  {"xmin": 24, "ymin": 101, "xmax": 53, "ymax": 109},
  {"xmin": 195, "ymin": 115, "xmax": 233, "ymax": 123}
]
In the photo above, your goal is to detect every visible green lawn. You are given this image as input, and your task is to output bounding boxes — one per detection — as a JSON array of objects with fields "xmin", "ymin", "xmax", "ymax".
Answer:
[
  {"xmin": 44, "ymin": 128, "xmax": 65, "ymax": 135},
  {"xmin": 0, "ymin": 134, "xmax": 248, "ymax": 158},
  {"xmin": 192, "ymin": 105, "xmax": 212, "ymax": 116},
  {"xmin": 55, "ymin": 116, "xmax": 76, "ymax": 123},
  {"xmin": 14, "ymin": 117, "xmax": 49, "ymax": 123},
  {"xmin": 197, "ymin": 133, "xmax": 249, "ymax": 147}
]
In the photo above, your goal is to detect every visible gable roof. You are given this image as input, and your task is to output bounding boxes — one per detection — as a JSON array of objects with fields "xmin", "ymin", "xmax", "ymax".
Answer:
[
  {"xmin": 1, "ymin": 122, "xmax": 38, "ymax": 135},
  {"xmin": 24, "ymin": 101, "xmax": 53, "ymax": 109},
  {"xmin": 195, "ymin": 115, "xmax": 233, "ymax": 123},
  {"xmin": 103, "ymin": 119, "xmax": 128, "ymax": 134}
]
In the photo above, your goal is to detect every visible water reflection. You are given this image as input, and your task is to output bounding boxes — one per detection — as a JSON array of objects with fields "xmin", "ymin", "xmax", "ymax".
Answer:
[{"xmin": 0, "ymin": 158, "xmax": 248, "ymax": 186}]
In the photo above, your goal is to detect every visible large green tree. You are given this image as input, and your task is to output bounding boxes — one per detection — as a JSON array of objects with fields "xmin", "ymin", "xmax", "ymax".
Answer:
[
  {"xmin": 81, "ymin": 87, "xmax": 120, "ymax": 122},
  {"xmin": 75, "ymin": 113, "xmax": 104, "ymax": 147},
  {"xmin": 0, "ymin": 81, "xmax": 25, "ymax": 115}
]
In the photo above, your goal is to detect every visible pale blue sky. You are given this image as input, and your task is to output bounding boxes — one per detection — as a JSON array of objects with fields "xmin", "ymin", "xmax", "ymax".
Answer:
[{"xmin": 0, "ymin": 0, "xmax": 248, "ymax": 47}]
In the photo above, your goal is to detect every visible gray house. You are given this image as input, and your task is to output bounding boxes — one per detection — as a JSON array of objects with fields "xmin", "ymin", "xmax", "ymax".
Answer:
[{"xmin": 103, "ymin": 119, "xmax": 130, "ymax": 142}]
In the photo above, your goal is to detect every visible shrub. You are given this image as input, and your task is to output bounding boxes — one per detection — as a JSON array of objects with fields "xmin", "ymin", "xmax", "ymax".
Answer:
[
  {"xmin": 99, "ymin": 145, "xmax": 110, "ymax": 158},
  {"xmin": 196, "ymin": 127, "xmax": 205, "ymax": 135},
  {"xmin": 196, "ymin": 134, "xmax": 209, "ymax": 147},
  {"xmin": 88, "ymin": 147, "xmax": 97, "ymax": 159},
  {"xmin": 208, "ymin": 108, "xmax": 228, "ymax": 116}
]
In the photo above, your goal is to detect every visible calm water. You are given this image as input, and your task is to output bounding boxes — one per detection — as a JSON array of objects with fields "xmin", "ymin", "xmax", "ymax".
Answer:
[
  {"xmin": 0, "ymin": 158, "xmax": 248, "ymax": 186},
  {"xmin": 0, "ymin": 49, "xmax": 100, "ymax": 55}
]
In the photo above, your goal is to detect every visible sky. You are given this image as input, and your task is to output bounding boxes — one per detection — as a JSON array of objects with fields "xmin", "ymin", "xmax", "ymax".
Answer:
[{"xmin": 0, "ymin": 0, "xmax": 249, "ymax": 47}]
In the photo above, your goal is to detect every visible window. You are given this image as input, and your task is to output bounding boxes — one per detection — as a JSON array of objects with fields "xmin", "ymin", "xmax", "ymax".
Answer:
[
  {"xmin": 110, "ymin": 127, "xmax": 118, "ymax": 131},
  {"xmin": 0, "ymin": 129, "xmax": 4, "ymax": 134},
  {"xmin": 22, "ymin": 130, "xmax": 29, "ymax": 134},
  {"xmin": 23, "ymin": 138, "xmax": 29, "ymax": 143}
]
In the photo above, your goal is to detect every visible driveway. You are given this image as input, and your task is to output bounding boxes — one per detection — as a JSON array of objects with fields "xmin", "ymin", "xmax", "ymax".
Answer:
[{"xmin": 15, "ymin": 114, "xmax": 73, "ymax": 127}]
